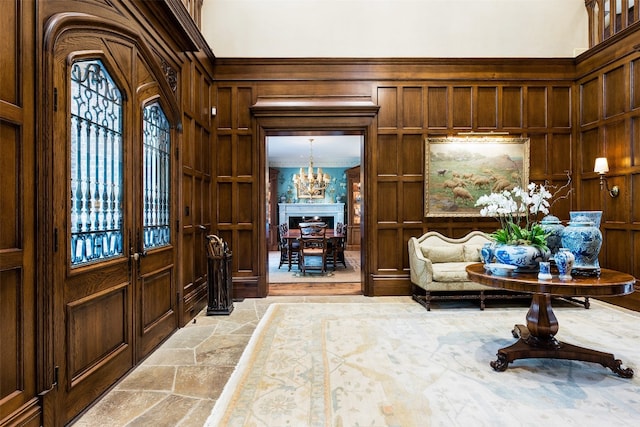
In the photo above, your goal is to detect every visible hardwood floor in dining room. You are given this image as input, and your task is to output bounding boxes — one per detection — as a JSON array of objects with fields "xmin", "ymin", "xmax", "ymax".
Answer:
[{"xmin": 268, "ymin": 250, "xmax": 362, "ymax": 295}]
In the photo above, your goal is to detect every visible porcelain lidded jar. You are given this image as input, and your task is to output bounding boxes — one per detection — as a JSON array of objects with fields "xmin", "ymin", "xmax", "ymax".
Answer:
[
  {"xmin": 569, "ymin": 210, "xmax": 602, "ymax": 228},
  {"xmin": 540, "ymin": 215, "xmax": 565, "ymax": 256},
  {"xmin": 561, "ymin": 215, "xmax": 602, "ymax": 275},
  {"xmin": 554, "ymin": 248, "xmax": 575, "ymax": 280}
]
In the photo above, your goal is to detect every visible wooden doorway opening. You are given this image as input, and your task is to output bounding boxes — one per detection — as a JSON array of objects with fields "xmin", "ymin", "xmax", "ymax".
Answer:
[{"xmin": 251, "ymin": 96, "xmax": 379, "ymax": 297}]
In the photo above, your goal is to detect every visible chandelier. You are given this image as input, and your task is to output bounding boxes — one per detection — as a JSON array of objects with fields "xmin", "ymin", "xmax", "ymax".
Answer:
[{"xmin": 293, "ymin": 139, "xmax": 330, "ymax": 198}]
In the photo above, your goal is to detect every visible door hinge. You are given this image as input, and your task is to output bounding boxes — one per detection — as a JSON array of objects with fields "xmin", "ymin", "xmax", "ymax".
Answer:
[
  {"xmin": 53, "ymin": 88, "xmax": 58, "ymax": 112},
  {"xmin": 53, "ymin": 228, "xmax": 58, "ymax": 252},
  {"xmin": 53, "ymin": 365, "xmax": 59, "ymax": 386}
]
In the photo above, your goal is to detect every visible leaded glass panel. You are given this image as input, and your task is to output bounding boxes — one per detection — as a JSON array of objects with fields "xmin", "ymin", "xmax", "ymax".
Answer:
[
  {"xmin": 143, "ymin": 102, "xmax": 171, "ymax": 249},
  {"xmin": 70, "ymin": 59, "xmax": 123, "ymax": 266}
]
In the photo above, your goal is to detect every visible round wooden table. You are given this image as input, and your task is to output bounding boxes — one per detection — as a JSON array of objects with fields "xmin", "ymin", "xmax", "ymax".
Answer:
[{"xmin": 466, "ymin": 263, "xmax": 636, "ymax": 377}]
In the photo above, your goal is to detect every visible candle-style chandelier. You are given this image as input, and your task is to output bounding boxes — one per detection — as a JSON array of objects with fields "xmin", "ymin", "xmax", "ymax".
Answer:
[{"xmin": 293, "ymin": 138, "xmax": 330, "ymax": 198}]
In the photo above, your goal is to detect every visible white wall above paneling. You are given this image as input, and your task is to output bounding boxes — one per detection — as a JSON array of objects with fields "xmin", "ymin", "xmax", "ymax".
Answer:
[{"xmin": 201, "ymin": 0, "xmax": 588, "ymax": 58}]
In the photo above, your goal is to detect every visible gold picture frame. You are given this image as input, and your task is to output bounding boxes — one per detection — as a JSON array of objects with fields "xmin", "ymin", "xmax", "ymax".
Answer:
[
  {"xmin": 296, "ymin": 186, "xmax": 326, "ymax": 199},
  {"xmin": 424, "ymin": 136, "xmax": 530, "ymax": 217}
]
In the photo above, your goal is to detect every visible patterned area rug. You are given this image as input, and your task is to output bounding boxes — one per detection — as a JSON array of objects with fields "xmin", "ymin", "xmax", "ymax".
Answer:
[
  {"xmin": 206, "ymin": 301, "xmax": 640, "ymax": 426},
  {"xmin": 268, "ymin": 250, "xmax": 360, "ymax": 283}
]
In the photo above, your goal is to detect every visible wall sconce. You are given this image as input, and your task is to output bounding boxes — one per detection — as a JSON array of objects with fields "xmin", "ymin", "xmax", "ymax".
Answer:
[{"xmin": 593, "ymin": 157, "xmax": 619, "ymax": 197}]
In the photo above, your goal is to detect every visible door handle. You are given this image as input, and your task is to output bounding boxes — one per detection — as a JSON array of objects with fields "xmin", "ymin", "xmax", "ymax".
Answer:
[{"xmin": 131, "ymin": 252, "xmax": 140, "ymax": 261}]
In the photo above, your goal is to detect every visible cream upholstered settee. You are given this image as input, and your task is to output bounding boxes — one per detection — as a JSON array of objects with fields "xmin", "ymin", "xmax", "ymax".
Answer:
[{"xmin": 408, "ymin": 231, "xmax": 526, "ymax": 310}]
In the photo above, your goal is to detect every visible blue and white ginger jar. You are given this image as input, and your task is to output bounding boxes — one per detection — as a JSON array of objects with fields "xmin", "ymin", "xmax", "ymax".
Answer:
[
  {"xmin": 569, "ymin": 210, "xmax": 602, "ymax": 227},
  {"xmin": 561, "ymin": 215, "xmax": 602, "ymax": 273},
  {"xmin": 540, "ymin": 215, "xmax": 565, "ymax": 255},
  {"xmin": 554, "ymin": 248, "xmax": 575, "ymax": 280}
]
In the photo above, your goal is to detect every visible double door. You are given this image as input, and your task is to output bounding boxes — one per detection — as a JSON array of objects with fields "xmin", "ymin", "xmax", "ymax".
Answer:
[{"xmin": 50, "ymin": 31, "xmax": 179, "ymax": 424}]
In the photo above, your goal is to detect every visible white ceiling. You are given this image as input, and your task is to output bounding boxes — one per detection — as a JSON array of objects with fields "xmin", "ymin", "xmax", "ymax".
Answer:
[{"xmin": 267, "ymin": 135, "xmax": 362, "ymax": 168}]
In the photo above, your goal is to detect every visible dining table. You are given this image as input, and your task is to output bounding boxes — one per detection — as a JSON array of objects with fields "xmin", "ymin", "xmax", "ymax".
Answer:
[{"xmin": 281, "ymin": 228, "xmax": 345, "ymax": 271}]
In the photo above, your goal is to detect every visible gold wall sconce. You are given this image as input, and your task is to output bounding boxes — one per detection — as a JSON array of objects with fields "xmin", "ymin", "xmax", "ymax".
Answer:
[{"xmin": 593, "ymin": 157, "xmax": 620, "ymax": 197}]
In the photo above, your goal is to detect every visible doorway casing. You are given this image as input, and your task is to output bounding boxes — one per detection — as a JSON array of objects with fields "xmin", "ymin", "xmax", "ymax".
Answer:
[{"xmin": 251, "ymin": 96, "xmax": 379, "ymax": 297}]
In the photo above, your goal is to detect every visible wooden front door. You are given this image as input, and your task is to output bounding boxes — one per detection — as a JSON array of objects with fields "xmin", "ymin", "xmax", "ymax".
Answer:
[{"xmin": 50, "ymin": 31, "xmax": 179, "ymax": 424}]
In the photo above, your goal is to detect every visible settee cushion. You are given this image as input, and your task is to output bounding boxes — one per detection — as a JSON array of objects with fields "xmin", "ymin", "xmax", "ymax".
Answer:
[
  {"xmin": 420, "ymin": 245, "xmax": 464, "ymax": 263},
  {"xmin": 463, "ymin": 244, "xmax": 483, "ymax": 262},
  {"xmin": 432, "ymin": 262, "xmax": 473, "ymax": 282}
]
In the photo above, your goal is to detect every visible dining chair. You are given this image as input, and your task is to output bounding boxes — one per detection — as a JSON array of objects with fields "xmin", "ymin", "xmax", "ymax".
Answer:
[
  {"xmin": 328, "ymin": 222, "xmax": 347, "ymax": 269},
  {"xmin": 298, "ymin": 223, "xmax": 328, "ymax": 275},
  {"xmin": 278, "ymin": 223, "xmax": 299, "ymax": 270}
]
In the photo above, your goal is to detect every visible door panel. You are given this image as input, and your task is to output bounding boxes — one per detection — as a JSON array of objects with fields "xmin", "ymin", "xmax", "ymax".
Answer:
[
  {"xmin": 52, "ymin": 32, "xmax": 178, "ymax": 424},
  {"xmin": 136, "ymin": 100, "xmax": 177, "ymax": 359},
  {"xmin": 54, "ymin": 55, "xmax": 135, "ymax": 422},
  {"xmin": 0, "ymin": 1, "xmax": 37, "ymax": 423}
]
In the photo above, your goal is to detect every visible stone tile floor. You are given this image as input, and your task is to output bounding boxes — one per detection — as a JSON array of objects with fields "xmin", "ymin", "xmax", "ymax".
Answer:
[{"xmin": 71, "ymin": 295, "xmax": 410, "ymax": 426}]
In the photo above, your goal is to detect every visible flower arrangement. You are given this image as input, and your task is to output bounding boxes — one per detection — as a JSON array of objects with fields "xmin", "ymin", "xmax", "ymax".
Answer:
[{"xmin": 475, "ymin": 182, "xmax": 553, "ymax": 250}]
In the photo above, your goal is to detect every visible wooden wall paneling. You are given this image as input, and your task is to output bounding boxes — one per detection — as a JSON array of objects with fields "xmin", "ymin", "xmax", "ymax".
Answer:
[
  {"xmin": 213, "ymin": 85, "xmax": 258, "ymax": 297},
  {"xmin": 452, "ymin": 86, "xmax": 472, "ymax": 128},
  {"xmin": 528, "ymin": 133, "xmax": 549, "ymax": 177},
  {"xmin": 402, "ymin": 181, "xmax": 424, "ymax": 223},
  {"xmin": 376, "ymin": 228, "xmax": 400, "ymax": 271},
  {"xmin": 604, "ymin": 65, "xmax": 627, "ymax": 118},
  {"xmin": 635, "ymin": 231, "xmax": 640, "ymax": 280},
  {"xmin": 632, "ymin": 58, "xmax": 640, "ymax": 110},
  {"xmin": 400, "ymin": 134, "xmax": 424, "ymax": 224},
  {"xmin": 217, "ymin": 87, "xmax": 233, "ymax": 129},
  {"xmin": 633, "ymin": 174, "xmax": 640, "ymax": 223},
  {"xmin": 400, "ymin": 134, "xmax": 423, "ymax": 176},
  {"xmin": 427, "ymin": 86, "xmax": 448, "ymax": 128},
  {"xmin": 502, "ymin": 86, "xmax": 522, "ymax": 128},
  {"xmin": 527, "ymin": 86, "xmax": 548, "ymax": 128},
  {"xmin": 376, "ymin": 134, "xmax": 399, "ymax": 176},
  {"xmin": 213, "ymin": 60, "xmax": 575, "ymax": 297},
  {"xmin": 575, "ymin": 30, "xmax": 640, "ymax": 311},
  {"xmin": 237, "ymin": 88, "xmax": 253, "ymax": 129},
  {"xmin": 550, "ymin": 86, "xmax": 572, "ymax": 128},
  {"xmin": 179, "ymin": 56, "xmax": 212, "ymax": 325},
  {"xmin": 377, "ymin": 181, "xmax": 399, "ymax": 223},
  {"xmin": 603, "ymin": 175, "xmax": 627, "ymax": 223},
  {"xmin": 217, "ymin": 181, "xmax": 233, "ymax": 223},
  {"xmin": 237, "ymin": 134, "xmax": 254, "ymax": 176},
  {"xmin": 580, "ymin": 77, "xmax": 600, "ymax": 125},
  {"xmin": 550, "ymin": 133, "xmax": 572, "ymax": 176},
  {"xmin": 579, "ymin": 128, "xmax": 600, "ymax": 173},
  {"xmin": 633, "ymin": 117, "xmax": 640, "ymax": 166},
  {"xmin": 605, "ymin": 120, "xmax": 630, "ymax": 169},
  {"xmin": 216, "ymin": 133, "xmax": 233, "ymax": 176},
  {"xmin": 377, "ymin": 87, "xmax": 398, "ymax": 128},
  {"xmin": 1, "ymin": 0, "xmax": 38, "ymax": 425},
  {"xmin": 402, "ymin": 87, "xmax": 423, "ymax": 128},
  {"xmin": 477, "ymin": 86, "xmax": 497, "ymax": 128},
  {"xmin": 602, "ymin": 229, "xmax": 633, "ymax": 272}
]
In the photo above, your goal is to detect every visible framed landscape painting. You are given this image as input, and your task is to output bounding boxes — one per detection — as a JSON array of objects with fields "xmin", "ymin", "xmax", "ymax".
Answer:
[{"xmin": 424, "ymin": 136, "xmax": 530, "ymax": 217}]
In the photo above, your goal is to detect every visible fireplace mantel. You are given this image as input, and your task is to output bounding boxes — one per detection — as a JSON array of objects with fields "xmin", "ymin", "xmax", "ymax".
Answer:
[{"xmin": 278, "ymin": 203, "xmax": 345, "ymax": 228}]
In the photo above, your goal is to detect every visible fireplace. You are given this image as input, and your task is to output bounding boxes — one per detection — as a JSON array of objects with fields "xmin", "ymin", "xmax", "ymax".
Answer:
[{"xmin": 278, "ymin": 203, "xmax": 345, "ymax": 229}]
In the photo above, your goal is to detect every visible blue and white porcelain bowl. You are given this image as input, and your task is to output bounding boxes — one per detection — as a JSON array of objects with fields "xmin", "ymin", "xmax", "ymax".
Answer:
[
  {"xmin": 486, "ymin": 263, "xmax": 517, "ymax": 276},
  {"xmin": 493, "ymin": 244, "xmax": 548, "ymax": 272}
]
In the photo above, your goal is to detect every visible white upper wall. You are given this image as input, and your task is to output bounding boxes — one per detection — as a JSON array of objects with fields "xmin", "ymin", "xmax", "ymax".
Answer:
[{"xmin": 201, "ymin": 0, "xmax": 589, "ymax": 58}]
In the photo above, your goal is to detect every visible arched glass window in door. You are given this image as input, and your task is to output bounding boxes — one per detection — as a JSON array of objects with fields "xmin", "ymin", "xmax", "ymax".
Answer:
[
  {"xmin": 70, "ymin": 59, "xmax": 123, "ymax": 266},
  {"xmin": 142, "ymin": 102, "xmax": 171, "ymax": 249}
]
